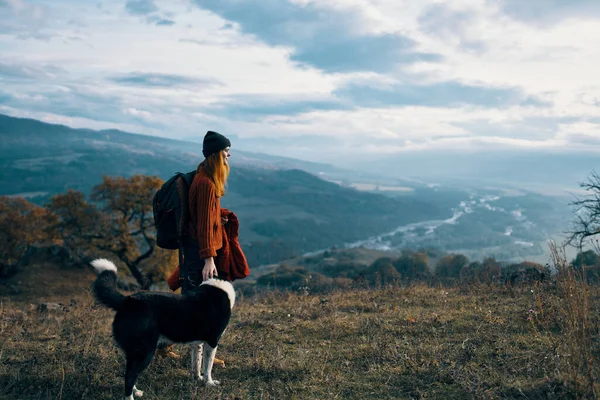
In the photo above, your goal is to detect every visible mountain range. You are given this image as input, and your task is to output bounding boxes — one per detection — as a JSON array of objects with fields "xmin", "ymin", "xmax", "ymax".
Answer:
[{"xmin": 0, "ymin": 113, "xmax": 451, "ymax": 266}]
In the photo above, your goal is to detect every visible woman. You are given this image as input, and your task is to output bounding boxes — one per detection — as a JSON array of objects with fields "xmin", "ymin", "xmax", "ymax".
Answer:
[
  {"xmin": 176, "ymin": 130, "xmax": 231, "ymax": 368},
  {"xmin": 181, "ymin": 130, "xmax": 231, "ymax": 291}
]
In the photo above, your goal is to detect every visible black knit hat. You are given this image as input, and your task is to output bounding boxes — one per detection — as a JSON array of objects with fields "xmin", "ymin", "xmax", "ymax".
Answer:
[{"xmin": 202, "ymin": 130, "xmax": 231, "ymax": 157}]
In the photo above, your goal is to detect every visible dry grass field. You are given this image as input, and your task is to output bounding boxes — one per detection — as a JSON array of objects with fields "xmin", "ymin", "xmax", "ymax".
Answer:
[{"xmin": 1, "ymin": 261, "xmax": 599, "ymax": 400}]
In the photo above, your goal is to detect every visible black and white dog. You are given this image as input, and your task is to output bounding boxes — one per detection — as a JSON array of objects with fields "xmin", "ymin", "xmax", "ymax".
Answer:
[{"xmin": 91, "ymin": 258, "xmax": 235, "ymax": 400}]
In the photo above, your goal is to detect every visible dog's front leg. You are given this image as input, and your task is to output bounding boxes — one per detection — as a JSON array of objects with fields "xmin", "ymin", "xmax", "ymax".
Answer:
[
  {"xmin": 201, "ymin": 342, "xmax": 220, "ymax": 386},
  {"xmin": 191, "ymin": 343, "xmax": 203, "ymax": 380}
]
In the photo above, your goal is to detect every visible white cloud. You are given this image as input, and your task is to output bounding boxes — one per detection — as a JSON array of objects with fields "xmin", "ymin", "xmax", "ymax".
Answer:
[
  {"xmin": 0, "ymin": 0, "xmax": 599, "ymax": 158},
  {"xmin": 124, "ymin": 107, "xmax": 153, "ymax": 119},
  {"xmin": 557, "ymin": 122, "xmax": 600, "ymax": 143},
  {"xmin": 2, "ymin": 0, "xmax": 27, "ymax": 14}
]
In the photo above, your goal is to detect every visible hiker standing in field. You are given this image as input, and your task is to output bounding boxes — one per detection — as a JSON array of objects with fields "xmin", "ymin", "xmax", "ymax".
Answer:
[
  {"xmin": 180, "ymin": 130, "xmax": 249, "ymax": 287},
  {"xmin": 160, "ymin": 131, "xmax": 231, "ymax": 362},
  {"xmin": 181, "ymin": 130, "xmax": 232, "ymax": 288},
  {"xmin": 160, "ymin": 130, "xmax": 249, "ymax": 363}
]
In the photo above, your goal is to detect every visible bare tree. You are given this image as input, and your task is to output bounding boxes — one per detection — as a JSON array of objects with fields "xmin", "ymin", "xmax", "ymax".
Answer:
[{"xmin": 569, "ymin": 171, "xmax": 600, "ymax": 254}]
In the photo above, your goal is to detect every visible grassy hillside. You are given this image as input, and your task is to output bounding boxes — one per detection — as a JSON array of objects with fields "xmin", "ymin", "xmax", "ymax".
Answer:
[{"xmin": 1, "ymin": 261, "xmax": 598, "ymax": 399}]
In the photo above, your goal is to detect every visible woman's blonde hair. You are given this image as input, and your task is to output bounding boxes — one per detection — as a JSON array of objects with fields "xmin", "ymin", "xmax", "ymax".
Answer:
[{"xmin": 199, "ymin": 151, "xmax": 229, "ymax": 197}]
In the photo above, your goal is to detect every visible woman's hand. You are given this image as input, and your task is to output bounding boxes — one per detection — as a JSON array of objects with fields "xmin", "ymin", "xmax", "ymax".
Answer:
[{"xmin": 202, "ymin": 257, "xmax": 218, "ymax": 281}]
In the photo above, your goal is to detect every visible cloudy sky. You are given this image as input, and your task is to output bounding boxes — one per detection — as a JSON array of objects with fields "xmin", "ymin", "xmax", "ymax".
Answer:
[{"xmin": 1, "ymin": 0, "xmax": 600, "ymax": 161}]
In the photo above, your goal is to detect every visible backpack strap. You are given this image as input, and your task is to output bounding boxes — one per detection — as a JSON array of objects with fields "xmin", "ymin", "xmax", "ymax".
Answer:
[
  {"xmin": 174, "ymin": 174, "xmax": 187, "ymax": 242},
  {"xmin": 173, "ymin": 170, "xmax": 196, "ymax": 244},
  {"xmin": 175, "ymin": 170, "xmax": 196, "ymax": 267}
]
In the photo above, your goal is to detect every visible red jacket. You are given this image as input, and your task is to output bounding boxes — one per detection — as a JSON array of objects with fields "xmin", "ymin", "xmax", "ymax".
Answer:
[
  {"xmin": 167, "ymin": 208, "xmax": 250, "ymax": 291},
  {"xmin": 217, "ymin": 208, "xmax": 250, "ymax": 282}
]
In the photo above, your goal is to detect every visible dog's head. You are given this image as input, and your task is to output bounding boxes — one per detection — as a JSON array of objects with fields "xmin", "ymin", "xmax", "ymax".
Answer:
[{"xmin": 201, "ymin": 279, "xmax": 236, "ymax": 309}]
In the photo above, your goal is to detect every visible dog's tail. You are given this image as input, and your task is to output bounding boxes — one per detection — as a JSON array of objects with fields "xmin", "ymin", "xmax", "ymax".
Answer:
[{"xmin": 91, "ymin": 258, "xmax": 126, "ymax": 311}]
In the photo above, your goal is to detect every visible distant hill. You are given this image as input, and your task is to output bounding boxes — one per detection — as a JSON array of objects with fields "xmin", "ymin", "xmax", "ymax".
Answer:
[
  {"xmin": 0, "ymin": 113, "xmax": 447, "ymax": 267},
  {"xmin": 358, "ymin": 148, "xmax": 598, "ymax": 195}
]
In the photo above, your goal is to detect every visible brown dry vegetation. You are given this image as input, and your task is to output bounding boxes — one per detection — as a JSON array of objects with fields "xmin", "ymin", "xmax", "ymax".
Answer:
[{"xmin": 1, "ymin": 260, "xmax": 599, "ymax": 400}]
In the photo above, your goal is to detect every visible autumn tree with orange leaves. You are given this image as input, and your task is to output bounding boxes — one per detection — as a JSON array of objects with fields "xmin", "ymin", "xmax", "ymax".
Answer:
[
  {"xmin": 46, "ymin": 189, "xmax": 105, "ymax": 261},
  {"xmin": 0, "ymin": 196, "xmax": 58, "ymax": 277},
  {"xmin": 48, "ymin": 175, "xmax": 177, "ymax": 289}
]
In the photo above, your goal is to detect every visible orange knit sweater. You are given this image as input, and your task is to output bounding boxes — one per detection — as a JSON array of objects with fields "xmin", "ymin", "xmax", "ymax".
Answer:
[{"xmin": 187, "ymin": 167, "xmax": 222, "ymax": 259}]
